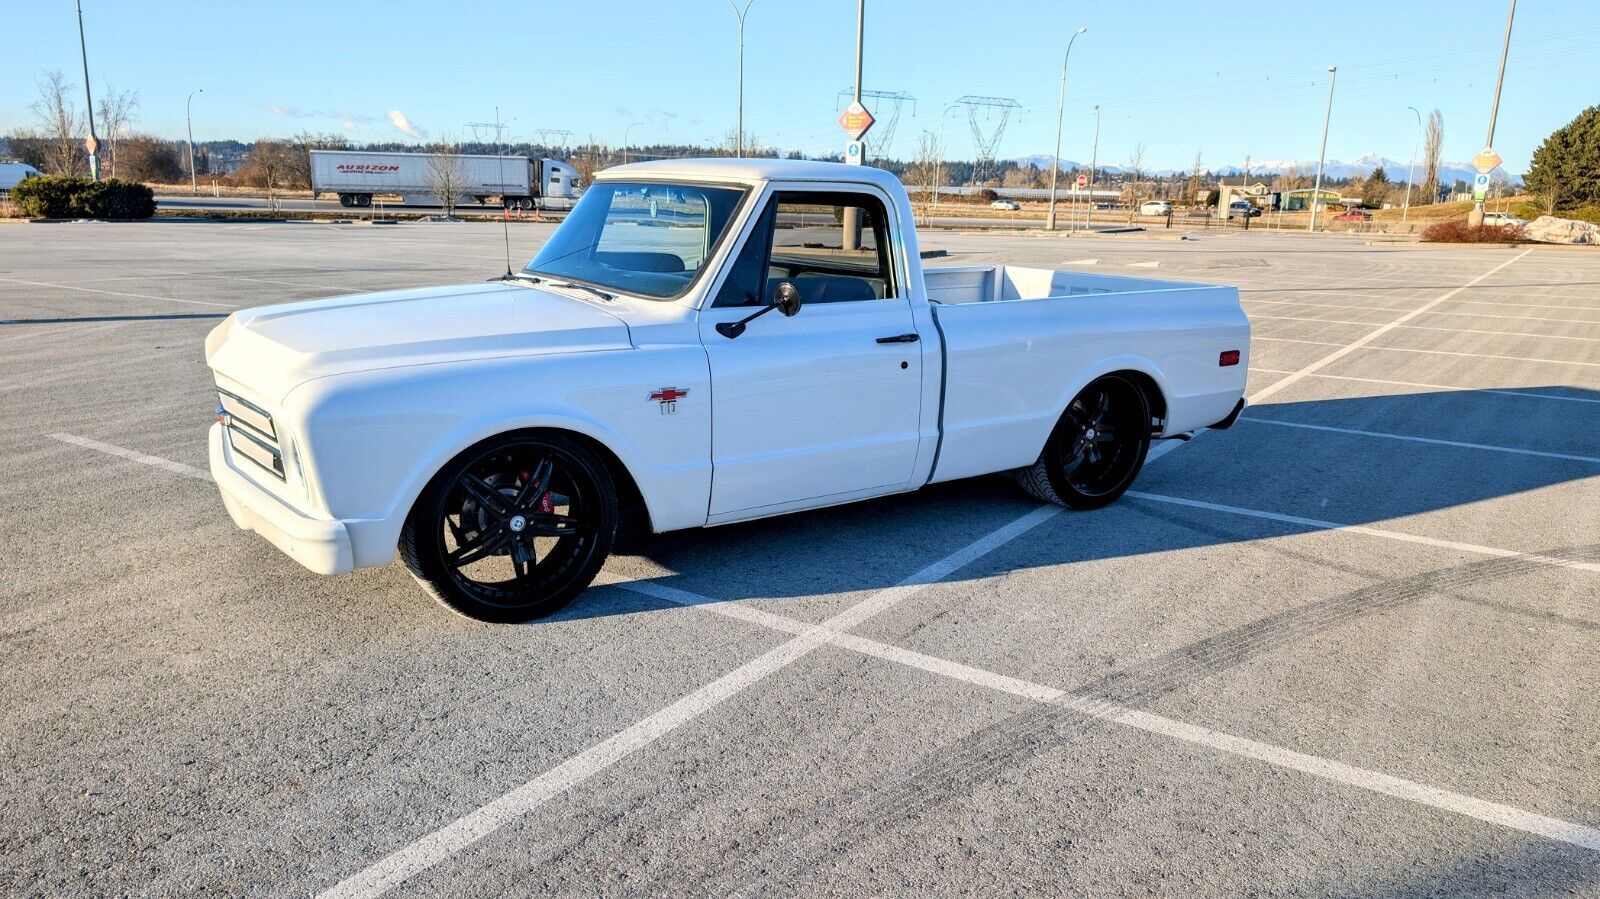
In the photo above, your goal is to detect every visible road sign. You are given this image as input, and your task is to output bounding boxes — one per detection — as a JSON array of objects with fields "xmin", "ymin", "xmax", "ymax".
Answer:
[
  {"xmin": 844, "ymin": 140, "xmax": 865, "ymax": 166},
  {"xmin": 1472, "ymin": 147, "xmax": 1503, "ymax": 173},
  {"xmin": 85, "ymin": 135, "xmax": 99, "ymax": 155},
  {"xmin": 838, "ymin": 100, "xmax": 875, "ymax": 141},
  {"xmin": 1076, "ymin": 173, "xmax": 1088, "ymax": 189},
  {"xmin": 1472, "ymin": 172, "xmax": 1491, "ymax": 201}
]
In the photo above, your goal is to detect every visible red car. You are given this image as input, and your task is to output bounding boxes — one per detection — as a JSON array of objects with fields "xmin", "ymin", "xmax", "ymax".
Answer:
[{"xmin": 1334, "ymin": 210, "xmax": 1372, "ymax": 222}]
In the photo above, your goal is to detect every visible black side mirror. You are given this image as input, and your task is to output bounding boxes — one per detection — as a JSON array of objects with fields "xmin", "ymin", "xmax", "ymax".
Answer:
[{"xmin": 716, "ymin": 281, "xmax": 804, "ymax": 339}]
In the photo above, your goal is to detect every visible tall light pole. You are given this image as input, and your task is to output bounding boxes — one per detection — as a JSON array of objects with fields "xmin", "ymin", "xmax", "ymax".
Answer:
[
  {"xmin": 1308, "ymin": 65, "xmax": 1337, "ymax": 233},
  {"xmin": 623, "ymin": 121, "xmax": 645, "ymax": 164},
  {"xmin": 1469, "ymin": 0, "xmax": 1516, "ymax": 227},
  {"xmin": 933, "ymin": 102, "xmax": 961, "ymax": 210},
  {"xmin": 1403, "ymin": 105, "xmax": 1421, "ymax": 223},
  {"xmin": 725, "ymin": 0, "xmax": 756, "ymax": 157},
  {"xmin": 76, "ymin": 0, "xmax": 101, "ymax": 181},
  {"xmin": 1046, "ymin": 26, "xmax": 1088, "ymax": 231},
  {"xmin": 186, "ymin": 89, "xmax": 203, "ymax": 194},
  {"xmin": 1085, "ymin": 104, "xmax": 1100, "ymax": 229},
  {"xmin": 841, "ymin": 0, "xmax": 866, "ymax": 250}
]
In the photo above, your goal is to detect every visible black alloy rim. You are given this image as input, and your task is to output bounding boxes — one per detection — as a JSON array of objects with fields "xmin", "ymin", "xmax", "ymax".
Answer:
[
  {"xmin": 438, "ymin": 443, "xmax": 598, "ymax": 607},
  {"xmin": 1060, "ymin": 379, "xmax": 1144, "ymax": 497}
]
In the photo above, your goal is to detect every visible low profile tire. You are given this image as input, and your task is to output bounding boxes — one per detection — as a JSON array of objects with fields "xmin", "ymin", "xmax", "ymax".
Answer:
[
  {"xmin": 399, "ymin": 432, "xmax": 618, "ymax": 622},
  {"xmin": 1015, "ymin": 374, "xmax": 1151, "ymax": 510}
]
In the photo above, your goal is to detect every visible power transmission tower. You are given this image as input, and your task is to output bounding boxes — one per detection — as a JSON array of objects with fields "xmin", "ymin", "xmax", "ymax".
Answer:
[
  {"xmin": 835, "ymin": 88, "xmax": 916, "ymax": 157},
  {"xmin": 533, "ymin": 129, "xmax": 573, "ymax": 150},
  {"xmin": 955, "ymin": 95, "xmax": 1020, "ymax": 184}
]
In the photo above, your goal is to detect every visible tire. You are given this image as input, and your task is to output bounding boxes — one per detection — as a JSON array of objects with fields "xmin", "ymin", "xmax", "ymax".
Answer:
[
  {"xmin": 399, "ymin": 432, "xmax": 618, "ymax": 622},
  {"xmin": 518, "ymin": 197, "xmax": 535, "ymax": 211},
  {"xmin": 1014, "ymin": 374, "xmax": 1151, "ymax": 510},
  {"xmin": 357, "ymin": 194, "xmax": 372, "ymax": 207},
  {"xmin": 338, "ymin": 194, "xmax": 353, "ymax": 208}
]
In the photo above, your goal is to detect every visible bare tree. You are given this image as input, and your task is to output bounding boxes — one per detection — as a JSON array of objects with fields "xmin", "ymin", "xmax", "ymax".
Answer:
[
  {"xmin": 96, "ymin": 83, "xmax": 140, "ymax": 179},
  {"xmin": 1184, "ymin": 150, "xmax": 1204, "ymax": 203},
  {"xmin": 238, "ymin": 139, "xmax": 297, "ymax": 205},
  {"xmin": 904, "ymin": 131, "xmax": 942, "ymax": 215},
  {"xmin": 1124, "ymin": 142, "xmax": 1146, "ymax": 223},
  {"xmin": 1421, "ymin": 108, "xmax": 1444, "ymax": 206},
  {"xmin": 425, "ymin": 138, "xmax": 468, "ymax": 217},
  {"xmin": 30, "ymin": 71, "xmax": 85, "ymax": 176}
]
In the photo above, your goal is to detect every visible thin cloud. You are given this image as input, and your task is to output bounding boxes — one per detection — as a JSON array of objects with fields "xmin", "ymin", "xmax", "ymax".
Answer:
[
  {"xmin": 266, "ymin": 104, "xmax": 306, "ymax": 118},
  {"xmin": 387, "ymin": 109, "xmax": 425, "ymax": 139}
]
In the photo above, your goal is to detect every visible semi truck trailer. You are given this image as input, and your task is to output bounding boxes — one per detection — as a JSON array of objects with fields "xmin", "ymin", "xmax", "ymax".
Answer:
[{"xmin": 308, "ymin": 149, "xmax": 582, "ymax": 210}]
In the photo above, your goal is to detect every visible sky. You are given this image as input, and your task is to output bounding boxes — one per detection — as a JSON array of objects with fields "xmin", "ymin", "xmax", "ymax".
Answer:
[{"xmin": 4, "ymin": 0, "xmax": 1597, "ymax": 175}]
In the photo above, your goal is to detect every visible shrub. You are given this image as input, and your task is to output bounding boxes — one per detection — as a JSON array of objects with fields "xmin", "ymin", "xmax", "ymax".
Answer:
[
  {"xmin": 9, "ymin": 175, "xmax": 155, "ymax": 219},
  {"xmin": 1421, "ymin": 220, "xmax": 1524, "ymax": 243}
]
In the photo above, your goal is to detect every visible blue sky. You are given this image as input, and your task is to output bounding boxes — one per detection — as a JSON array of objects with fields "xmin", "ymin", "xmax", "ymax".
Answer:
[{"xmin": 4, "ymin": 0, "xmax": 1596, "ymax": 173}]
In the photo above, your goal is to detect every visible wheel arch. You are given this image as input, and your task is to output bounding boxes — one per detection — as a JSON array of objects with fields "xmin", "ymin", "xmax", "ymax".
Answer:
[{"xmin": 1047, "ymin": 358, "xmax": 1172, "ymax": 444}]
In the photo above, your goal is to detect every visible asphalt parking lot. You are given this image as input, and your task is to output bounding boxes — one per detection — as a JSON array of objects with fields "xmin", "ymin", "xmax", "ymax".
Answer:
[{"xmin": 3, "ymin": 220, "xmax": 1597, "ymax": 897}]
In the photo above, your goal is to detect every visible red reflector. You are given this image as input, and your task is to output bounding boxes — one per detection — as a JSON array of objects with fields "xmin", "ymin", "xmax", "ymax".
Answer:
[{"xmin": 1219, "ymin": 350, "xmax": 1241, "ymax": 366}]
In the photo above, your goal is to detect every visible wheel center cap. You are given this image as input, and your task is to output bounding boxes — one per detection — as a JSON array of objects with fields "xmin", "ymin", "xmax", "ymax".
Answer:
[
  {"xmin": 508, "ymin": 514, "xmax": 527, "ymax": 533},
  {"xmin": 1085, "ymin": 428, "xmax": 1096, "ymax": 439}
]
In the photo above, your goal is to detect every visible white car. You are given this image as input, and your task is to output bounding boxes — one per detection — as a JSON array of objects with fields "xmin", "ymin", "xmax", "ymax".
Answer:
[
  {"xmin": 990, "ymin": 198, "xmax": 1020, "ymax": 210},
  {"xmin": 206, "ymin": 159, "xmax": 1250, "ymax": 621},
  {"xmin": 0, "ymin": 161, "xmax": 43, "ymax": 193},
  {"xmin": 1138, "ymin": 200, "xmax": 1172, "ymax": 216},
  {"xmin": 1482, "ymin": 211, "xmax": 1527, "ymax": 227}
]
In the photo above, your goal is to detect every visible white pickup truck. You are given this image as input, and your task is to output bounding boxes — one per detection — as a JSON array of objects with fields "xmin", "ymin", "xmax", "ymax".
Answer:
[{"xmin": 206, "ymin": 159, "xmax": 1249, "ymax": 622}]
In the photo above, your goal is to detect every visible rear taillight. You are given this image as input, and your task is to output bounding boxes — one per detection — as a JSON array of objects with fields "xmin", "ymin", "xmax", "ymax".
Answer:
[{"xmin": 1219, "ymin": 350, "xmax": 1241, "ymax": 366}]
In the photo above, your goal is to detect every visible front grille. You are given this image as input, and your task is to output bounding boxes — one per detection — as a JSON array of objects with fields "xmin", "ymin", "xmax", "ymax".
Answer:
[{"xmin": 217, "ymin": 388, "xmax": 285, "ymax": 480}]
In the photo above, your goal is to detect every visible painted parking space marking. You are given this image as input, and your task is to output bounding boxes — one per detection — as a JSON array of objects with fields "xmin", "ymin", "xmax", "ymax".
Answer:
[
  {"xmin": 1255, "ymin": 336, "xmax": 1600, "ymax": 370},
  {"xmin": 1236, "ymin": 416, "xmax": 1600, "ymax": 465},
  {"xmin": 318, "ymin": 505, "xmax": 1064, "ymax": 899},
  {"xmin": 0, "ymin": 276, "xmax": 236, "ymax": 309},
  {"xmin": 1246, "ymin": 368, "xmax": 1600, "ymax": 406},
  {"xmin": 1245, "ymin": 297, "xmax": 1600, "ymax": 326},
  {"xmin": 49, "ymin": 433, "xmax": 210, "ymax": 480},
  {"xmin": 607, "ymin": 578, "xmax": 1600, "ymax": 856},
  {"xmin": 1250, "ymin": 313, "xmax": 1600, "ymax": 344}
]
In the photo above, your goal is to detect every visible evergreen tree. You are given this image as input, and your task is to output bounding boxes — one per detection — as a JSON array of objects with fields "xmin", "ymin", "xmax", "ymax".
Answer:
[{"xmin": 1526, "ymin": 104, "xmax": 1600, "ymax": 208}]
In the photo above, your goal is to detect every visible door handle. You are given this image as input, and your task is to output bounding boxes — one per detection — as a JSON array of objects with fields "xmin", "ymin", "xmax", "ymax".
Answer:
[{"xmin": 876, "ymin": 333, "xmax": 920, "ymax": 344}]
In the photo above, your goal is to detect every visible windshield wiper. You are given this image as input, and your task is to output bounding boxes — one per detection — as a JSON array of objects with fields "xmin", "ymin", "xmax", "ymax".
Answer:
[
  {"xmin": 548, "ymin": 280, "xmax": 615, "ymax": 302},
  {"xmin": 491, "ymin": 271, "xmax": 543, "ymax": 285}
]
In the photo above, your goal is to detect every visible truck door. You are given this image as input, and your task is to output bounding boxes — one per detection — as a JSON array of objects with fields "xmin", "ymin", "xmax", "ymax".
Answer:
[{"xmin": 698, "ymin": 186, "xmax": 923, "ymax": 519}]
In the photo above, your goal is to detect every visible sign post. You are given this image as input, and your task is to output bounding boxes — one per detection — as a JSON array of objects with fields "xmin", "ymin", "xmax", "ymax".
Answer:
[{"xmin": 1472, "ymin": 172, "xmax": 1491, "ymax": 202}]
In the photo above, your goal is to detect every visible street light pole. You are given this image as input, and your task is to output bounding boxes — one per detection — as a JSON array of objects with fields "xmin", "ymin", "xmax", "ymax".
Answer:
[
  {"xmin": 623, "ymin": 121, "xmax": 645, "ymax": 165},
  {"xmin": 1469, "ymin": 0, "xmax": 1516, "ymax": 227},
  {"xmin": 1046, "ymin": 26, "xmax": 1088, "ymax": 232},
  {"xmin": 76, "ymin": 0, "xmax": 100, "ymax": 181},
  {"xmin": 1308, "ymin": 65, "xmax": 1337, "ymax": 233},
  {"xmin": 1086, "ymin": 104, "xmax": 1100, "ymax": 229},
  {"xmin": 725, "ymin": 0, "xmax": 755, "ymax": 158},
  {"xmin": 1403, "ymin": 105, "xmax": 1421, "ymax": 223},
  {"xmin": 841, "ymin": 0, "xmax": 866, "ymax": 250},
  {"xmin": 186, "ymin": 89, "xmax": 203, "ymax": 194}
]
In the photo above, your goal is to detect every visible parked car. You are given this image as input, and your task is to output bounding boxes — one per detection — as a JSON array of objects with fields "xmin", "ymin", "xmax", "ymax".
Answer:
[
  {"xmin": 990, "ymin": 198, "xmax": 1020, "ymax": 210},
  {"xmin": 1333, "ymin": 210, "xmax": 1372, "ymax": 222},
  {"xmin": 205, "ymin": 159, "xmax": 1250, "ymax": 621},
  {"xmin": 1139, "ymin": 200, "xmax": 1173, "ymax": 216},
  {"xmin": 1227, "ymin": 200, "xmax": 1261, "ymax": 219},
  {"xmin": 1482, "ymin": 211, "xmax": 1528, "ymax": 227}
]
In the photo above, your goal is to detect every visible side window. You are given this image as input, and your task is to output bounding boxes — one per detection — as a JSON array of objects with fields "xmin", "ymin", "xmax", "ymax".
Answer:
[{"xmin": 712, "ymin": 190, "xmax": 895, "ymax": 308}]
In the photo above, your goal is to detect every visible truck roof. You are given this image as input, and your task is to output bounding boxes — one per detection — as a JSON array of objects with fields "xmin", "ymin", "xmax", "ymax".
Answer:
[{"xmin": 600, "ymin": 157, "xmax": 904, "ymax": 190}]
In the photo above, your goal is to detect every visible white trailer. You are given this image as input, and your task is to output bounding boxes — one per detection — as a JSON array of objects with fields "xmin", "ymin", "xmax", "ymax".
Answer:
[
  {"xmin": 308, "ymin": 150, "xmax": 581, "ymax": 210},
  {"xmin": 0, "ymin": 162, "xmax": 43, "ymax": 193}
]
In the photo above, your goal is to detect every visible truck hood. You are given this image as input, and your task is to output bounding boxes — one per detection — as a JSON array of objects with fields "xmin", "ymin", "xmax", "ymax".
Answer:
[{"xmin": 205, "ymin": 281, "xmax": 631, "ymax": 402}]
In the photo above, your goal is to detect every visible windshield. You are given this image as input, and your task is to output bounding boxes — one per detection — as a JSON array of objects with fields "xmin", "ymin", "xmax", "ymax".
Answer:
[{"xmin": 525, "ymin": 181, "xmax": 747, "ymax": 300}]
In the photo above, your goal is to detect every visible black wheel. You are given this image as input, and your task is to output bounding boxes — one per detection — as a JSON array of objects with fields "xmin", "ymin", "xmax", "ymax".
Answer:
[
  {"xmin": 338, "ymin": 194, "xmax": 354, "ymax": 208},
  {"xmin": 518, "ymin": 197, "xmax": 535, "ymax": 211},
  {"xmin": 1015, "ymin": 374, "xmax": 1151, "ymax": 510},
  {"xmin": 400, "ymin": 433, "xmax": 617, "ymax": 622}
]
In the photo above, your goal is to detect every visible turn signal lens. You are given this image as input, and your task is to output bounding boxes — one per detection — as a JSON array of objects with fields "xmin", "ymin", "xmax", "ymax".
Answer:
[{"xmin": 1219, "ymin": 350, "xmax": 1241, "ymax": 366}]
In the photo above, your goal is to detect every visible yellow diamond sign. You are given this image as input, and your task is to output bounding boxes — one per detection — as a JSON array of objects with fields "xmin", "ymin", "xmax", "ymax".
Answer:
[{"xmin": 1472, "ymin": 148, "xmax": 1503, "ymax": 173}]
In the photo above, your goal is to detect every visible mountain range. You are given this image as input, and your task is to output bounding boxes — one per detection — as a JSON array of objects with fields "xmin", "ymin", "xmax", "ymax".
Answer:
[{"xmin": 1013, "ymin": 151, "xmax": 1519, "ymax": 185}]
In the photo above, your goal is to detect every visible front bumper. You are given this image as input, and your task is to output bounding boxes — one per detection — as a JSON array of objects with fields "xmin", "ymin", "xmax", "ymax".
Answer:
[{"xmin": 209, "ymin": 423, "xmax": 353, "ymax": 575}]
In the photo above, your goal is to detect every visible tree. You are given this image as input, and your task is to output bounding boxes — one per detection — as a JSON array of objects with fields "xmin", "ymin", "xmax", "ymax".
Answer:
[
  {"xmin": 424, "ymin": 139, "xmax": 468, "ymax": 216},
  {"xmin": 1525, "ymin": 104, "xmax": 1600, "ymax": 209},
  {"xmin": 904, "ymin": 131, "xmax": 942, "ymax": 212},
  {"xmin": 1123, "ymin": 142, "xmax": 1146, "ymax": 223},
  {"xmin": 236, "ymin": 139, "xmax": 297, "ymax": 200},
  {"xmin": 1184, "ymin": 151, "xmax": 1204, "ymax": 203},
  {"xmin": 117, "ymin": 135, "xmax": 184, "ymax": 183},
  {"xmin": 96, "ymin": 83, "xmax": 140, "ymax": 179},
  {"xmin": 1421, "ymin": 109, "xmax": 1444, "ymax": 205},
  {"xmin": 1361, "ymin": 165, "xmax": 1390, "ymax": 206},
  {"xmin": 29, "ymin": 70, "xmax": 85, "ymax": 176},
  {"xmin": 289, "ymin": 130, "xmax": 351, "ymax": 190}
]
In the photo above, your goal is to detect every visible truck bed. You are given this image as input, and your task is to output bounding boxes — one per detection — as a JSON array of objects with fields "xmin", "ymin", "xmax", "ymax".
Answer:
[{"xmin": 924, "ymin": 264, "xmax": 1220, "ymax": 304}]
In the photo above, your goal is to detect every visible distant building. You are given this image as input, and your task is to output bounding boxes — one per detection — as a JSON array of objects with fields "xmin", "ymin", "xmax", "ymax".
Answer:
[{"xmin": 1279, "ymin": 188, "xmax": 1341, "ymax": 212}]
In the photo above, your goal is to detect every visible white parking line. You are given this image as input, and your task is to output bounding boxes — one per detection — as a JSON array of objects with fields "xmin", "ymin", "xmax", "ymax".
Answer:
[
  {"xmin": 1237, "ymin": 416, "xmax": 1600, "ymax": 465},
  {"xmin": 49, "ymin": 433, "xmax": 209, "ymax": 480},
  {"xmin": 1255, "ymin": 336, "xmax": 1600, "ymax": 370},
  {"xmin": 0, "ymin": 276, "xmax": 235, "ymax": 309},
  {"xmin": 611, "ymin": 580, "xmax": 1600, "ymax": 855},
  {"xmin": 1251, "ymin": 313, "xmax": 1600, "ymax": 344},
  {"xmin": 1245, "ymin": 297, "xmax": 1600, "ymax": 326},
  {"xmin": 318, "ymin": 505, "xmax": 1064, "ymax": 899},
  {"xmin": 1124, "ymin": 491, "xmax": 1600, "ymax": 575},
  {"xmin": 1246, "ymin": 368, "xmax": 1600, "ymax": 406},
  {"xmin": 1249, "ymin": 249, "xmax": 1533, "ymax": 404}
]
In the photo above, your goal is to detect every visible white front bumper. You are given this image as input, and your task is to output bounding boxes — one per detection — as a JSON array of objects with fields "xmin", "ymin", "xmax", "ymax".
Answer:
[{"xmin": 209, "ymin": 423, "xmax": 353, "ymax": 575}]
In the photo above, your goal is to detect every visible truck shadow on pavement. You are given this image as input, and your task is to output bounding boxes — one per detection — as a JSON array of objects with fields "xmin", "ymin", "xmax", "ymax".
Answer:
[{"xmin": 569, "ymin": 384, "xmax": 1600, "ymax": 618}]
